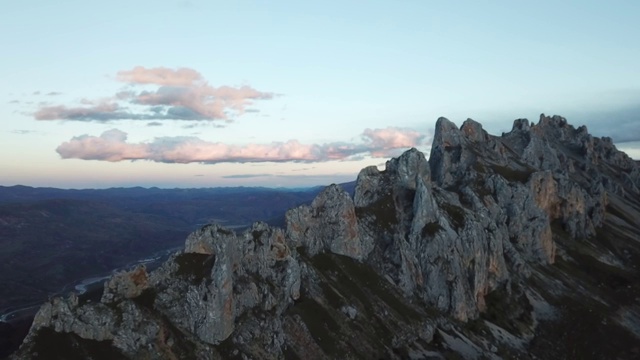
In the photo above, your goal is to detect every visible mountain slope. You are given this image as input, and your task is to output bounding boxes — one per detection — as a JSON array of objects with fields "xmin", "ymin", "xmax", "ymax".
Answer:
[{"xmin": 11, "ymin": 114, "xmax": 640, "ymax": 359}]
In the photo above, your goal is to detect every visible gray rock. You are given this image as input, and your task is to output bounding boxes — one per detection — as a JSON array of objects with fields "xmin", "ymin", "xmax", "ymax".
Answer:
[{"xmin": 286, "ymin": 184, "xmax": 367, "ymax": 260}]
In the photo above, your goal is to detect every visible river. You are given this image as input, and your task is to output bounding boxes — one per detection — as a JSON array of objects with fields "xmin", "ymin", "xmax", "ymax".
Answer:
[{"xmin": 0, "ymin": 246, "xmax": 181, "ymax": 324}]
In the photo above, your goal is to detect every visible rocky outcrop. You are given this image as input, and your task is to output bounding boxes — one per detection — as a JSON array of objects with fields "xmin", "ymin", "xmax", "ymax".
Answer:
[
  {"xmin": 101, "ymin": 265, "xmax": 149, "ymax": 304},
  {"xmin": 286, "ymin": 184, "xmax": 369, "ymax": 260},
  {"xmin": 12, "ymin": 114, "xmax": 640, "ymax": 359}
]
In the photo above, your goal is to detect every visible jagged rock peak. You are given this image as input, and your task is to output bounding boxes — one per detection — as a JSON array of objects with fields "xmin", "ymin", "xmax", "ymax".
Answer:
[
  {"xmin": 385, "ymin": 147, "xmax": 430, "ymax": 189},
  {"xmin": 429, "ymin": 117, "xmax": 475, "ymax": 187},
  {"xmin": 512, "ymin": 118, "xmax": 530, "ymax": 131},
  {"xmin": 537, "ymin": 113, "xmax": 568, "ymax": 127},
  {"xmin": 431, "ymin": 117, "xmax": 462, "ymax": 150},
  {"xmin": 435, "ymin": 116, "xmax": 459, "ymax": 132},
  {"xmin": 460, "ymin": 118, "xmax": 489, "ymax": 142}
]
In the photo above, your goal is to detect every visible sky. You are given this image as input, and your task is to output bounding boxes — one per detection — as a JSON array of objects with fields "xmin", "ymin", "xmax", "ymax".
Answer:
[{"xmin": 1, "ymin": 1, "xmax": 639, "ymax": 189}]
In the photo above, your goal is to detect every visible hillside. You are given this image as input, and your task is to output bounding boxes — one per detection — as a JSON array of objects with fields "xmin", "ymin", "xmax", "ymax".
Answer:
[{"xmin": 10, "ymin": 114, "xmax": 640, "ymax": 359}]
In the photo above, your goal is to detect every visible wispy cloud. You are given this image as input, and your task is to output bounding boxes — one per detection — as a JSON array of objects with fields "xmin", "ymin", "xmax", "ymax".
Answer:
[
  {"xmin": 35, "ymin": 102, "xmax": 127, "ymax": 121},
  {"xmin": 11, "ymin": 130, "xmax": 39, "ymax": 135},
  {"xmin": 222, "ymin": 174, "xmax": 274, "ymax": 179},
  {"xmin": 46, "ymin": 91, "xmax": 62, "ymax": 96},
  {"xmin": 116, "ymin": 66, "xmax": 203, "ymax": 86},
  {"xmin": 56, "ymin": 127, "xmax": 430, "ymax": 164},
  {"xmin": 34, "ymin": 66, "xmax": 273, "ymax": 122},
  {"xmin": 291, "ymin": 167, "xmax": 316, "ymax": 172}
]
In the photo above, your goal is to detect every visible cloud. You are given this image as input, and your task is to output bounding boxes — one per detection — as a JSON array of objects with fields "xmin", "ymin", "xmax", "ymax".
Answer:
[
  {"xmin": 362, "ymin": 127, "xmax": 426, "ymax": 157},
  {"xmin": 46, "ymin": 91, "xmax": 62, "ymax": 96},
  {"xmin": 222, "ymin": 174, "xmax": 274, "ymax": 179},
  {"xmin": 147, "ymin": 121, "xmax": 163, "ymax": 127},
  {"xmin": 117, "ymin": 66, "xmax": 203, "ymax": 86},
  {"xmin": 131, "ymin": 84, "xmax": 273, "ymax": 119},
  {"xmin": 56, "ymin": 127, "xmax": 430, "ymax": 164},
  {"xmin": 182, "ymin": 122, "xmax": 226, "ymax": 129},
  {"xmin": 56, "ymin": 129, "xmax": 150, "ymax": 161},
  {"xmin": 34, "ymin": 66, "xmax": 273, "ymax": 122},
  {"xmin": 291, "ymin": 167, "xmax": 316, "ymax": 172},
  {"xmin": 35, "ymin": 103, "xmax": 128, "ymax": 121}
]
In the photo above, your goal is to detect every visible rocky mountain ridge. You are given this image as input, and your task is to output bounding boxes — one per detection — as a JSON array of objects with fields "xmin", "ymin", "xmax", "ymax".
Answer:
[{"xmin": 11, "ymin": 114, "xmax": 640, "ymax": 359}]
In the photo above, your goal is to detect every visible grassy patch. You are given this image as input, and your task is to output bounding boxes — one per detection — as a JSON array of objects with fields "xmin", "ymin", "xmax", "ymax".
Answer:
[
  {"xmin": 482, "ymin": 282, "xmax": 533, "ymax": 336},
  {"xmin": 174, "ymin": 253, "xmax": 215, "ymax": 285},
  {"xmin": 282, "ymin": 345, "xmax": 302, "ymax": 360},
  {"xmin": 132, "ymin": 288, "xmax": 157, "ymax": 309},
  {"xmin": 471, "ymin": 177, "xmax": 493, "ymax": 198},
  {"xmin": 421, "ymin": 221, "xmax": 442, "ymax": 237},
  {"xmin": 355, "ymin": 193, "xmax": 397, "ymax": 232},
  {"xmin": 528, "ymin": 294, "xmax": 640, "ymax": 359},
  {"xmin": 215, "ymin": 334, "xmax": 244, "ymax": 359},
  {"xmin": 32, "ymin": 327, "xmax": 126, "ymax": 360},
  {"xmin": 287, "ymin": 296, "xmax": 341, "ymax": 356},
  {"xmin": 251, "ymin": 230, "xmax": 264, "ymax": 245},
  {"xmin": 472, "ymin": 161, "xmax": 486, "ymax": 173},
  {"xmin": 552, "ymin": 220, "xmax": 638, "ymax": 304},
  {"xmin": 77, "ymin": 281, "xmax": 105, "ymax": 305},
  {"xmin": 429, "ymin": 331, "xmax": 467, "ymax": 360},
  {"xmin": 286, "ymin": 252, "xmax": 438, "ymax": 358},
  {"xmin": 440, "ymin": 203, "xmax": 466, "ymax": 230},
  {"xmin": 318, "ymin": 282, "xmax": 345, "ymax": 309},
  {"xmin": 216, "ymin": 227, "xmax": 233, "ymax": 235},
  {"xmin": 606, "ymin": 204, "xmax": 636, "ymax": 226},
  {"xmin": 490, "ymin": 164, "xmax": 533, "ymax": 183},
  {"xmin": 311, "ymin": 253, "xmax": 424, "ymax": 321}
]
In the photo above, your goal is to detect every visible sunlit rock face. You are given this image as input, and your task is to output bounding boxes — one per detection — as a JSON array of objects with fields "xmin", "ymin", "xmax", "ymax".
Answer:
[{"xmin": 13, "ymin": 114, "xmax": 640, "ymax": 360}]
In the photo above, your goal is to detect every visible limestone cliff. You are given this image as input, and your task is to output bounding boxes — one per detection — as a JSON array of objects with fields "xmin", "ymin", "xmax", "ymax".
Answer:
[{"xmin": 12, "ymin": 115, "xmax": 640, "ymax": 359}]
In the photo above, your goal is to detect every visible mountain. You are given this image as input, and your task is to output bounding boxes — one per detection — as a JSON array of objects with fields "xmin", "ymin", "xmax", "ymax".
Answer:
[
  {"xmin": 9, "ymin": 114, "xmax": 640, "ymax": 359},
  {"xmin": 0, "ymin": 186, "xmax": 332, "ymax": 358}
]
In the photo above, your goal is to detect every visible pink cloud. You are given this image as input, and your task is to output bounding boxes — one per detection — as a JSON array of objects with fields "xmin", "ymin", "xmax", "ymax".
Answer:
[
  {"xmin": 363, "ymin": 127, "xmax": 424, "ymax": 148},
  {"xmin": 132, "ymin": 84, "xmax": 273, "ymax": 120},
  {"xmin": 117, "ymin": 66, "xmax": 203, "ymax": 86},
  {"xmin": 56, "ymin": 127, "xmax": 429, "ymax": 164},
  {"xmin": 34, "ymin": 67, "xmax": 273, "ymax": 121},
  {"xmin": 155, "ymin": 139, "xmax": 319, "ymax": 163},
  {"xmin": 56, "ymin": 129, "xmax": 150, "ymax": 161},
  {"xmin": 363, "ymin": 127, "xmax": 429, "ymax": 157}
]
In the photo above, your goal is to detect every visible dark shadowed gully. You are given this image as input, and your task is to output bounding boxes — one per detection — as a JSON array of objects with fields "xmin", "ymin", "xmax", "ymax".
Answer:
[{"xmin": 10, "ymin": 115, "xmax": 640, "ymax": 359}]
